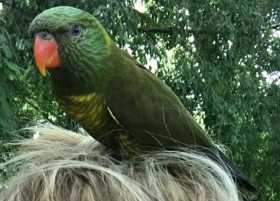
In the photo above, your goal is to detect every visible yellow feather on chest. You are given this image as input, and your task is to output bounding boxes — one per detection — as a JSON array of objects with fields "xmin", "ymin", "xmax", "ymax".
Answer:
[{"xmin": 58, "ymin": 93, "xmax": 107, "ymax": 132}]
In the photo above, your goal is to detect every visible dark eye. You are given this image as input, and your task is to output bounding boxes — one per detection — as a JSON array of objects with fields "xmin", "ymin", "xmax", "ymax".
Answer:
[{"xmin": 70, "ymin": 24, "xmax": 82, "ymax": 37}]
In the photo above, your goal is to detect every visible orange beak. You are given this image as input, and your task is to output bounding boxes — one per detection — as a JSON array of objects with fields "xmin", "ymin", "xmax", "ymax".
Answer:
[{"xmin": 33, "ymin": 34, "xmax": 60, "ymax": 76}]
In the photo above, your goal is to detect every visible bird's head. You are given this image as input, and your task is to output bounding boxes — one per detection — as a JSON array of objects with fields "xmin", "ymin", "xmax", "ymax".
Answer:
[{"xmin": 29, "ymin": 6, "xmax": 112, "ymax": 93}]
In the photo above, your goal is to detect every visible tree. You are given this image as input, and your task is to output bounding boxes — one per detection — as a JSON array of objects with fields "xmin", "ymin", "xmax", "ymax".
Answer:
[{"xmin": 0, "ymin": 1, "xmax": 279, "ymax": 200}]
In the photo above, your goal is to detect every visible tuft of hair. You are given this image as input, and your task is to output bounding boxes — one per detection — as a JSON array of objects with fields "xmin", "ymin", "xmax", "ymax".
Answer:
[{"xmin": 0, "ymin": 124, "xmax": 242, "ymax": 201}]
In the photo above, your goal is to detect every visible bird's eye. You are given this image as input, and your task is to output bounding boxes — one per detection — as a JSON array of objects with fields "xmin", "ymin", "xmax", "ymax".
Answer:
[{"xmin": 70, "ymin": 24, "xmax": 82, "ymax": 37}]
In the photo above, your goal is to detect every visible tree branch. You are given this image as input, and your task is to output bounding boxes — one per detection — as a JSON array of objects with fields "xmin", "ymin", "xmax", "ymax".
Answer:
[
  {"xmin": 272, "ymin": 24, "xmax": 280, "ymax": 30},
  {"xmin": 138, "ymin": 26, "xmax": 209, "ymax": 35},
  {"xmin": 138, "ymin": 26, "xmax": 174, "ymax": 33}
]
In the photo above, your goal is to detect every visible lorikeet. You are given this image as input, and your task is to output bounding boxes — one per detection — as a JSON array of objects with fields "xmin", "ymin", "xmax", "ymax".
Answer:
[{"xmin": 29, "ymin": 6, "xmax": 256, "ymax": 194}]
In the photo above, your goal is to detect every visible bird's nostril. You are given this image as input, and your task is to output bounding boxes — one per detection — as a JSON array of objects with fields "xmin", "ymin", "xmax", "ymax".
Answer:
[
  {"xmin": 38, "ymin": 32, "xmax": 53, "ymax": 40},
  {"xmin": 42, "ymin": 32, "xmax": 47, "ymax": 38}
]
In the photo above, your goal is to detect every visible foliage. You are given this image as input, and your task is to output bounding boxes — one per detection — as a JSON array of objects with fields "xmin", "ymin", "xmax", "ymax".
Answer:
[{"xmin": 0, "ymin": 0, "xmax": 279, "ymax": 200}]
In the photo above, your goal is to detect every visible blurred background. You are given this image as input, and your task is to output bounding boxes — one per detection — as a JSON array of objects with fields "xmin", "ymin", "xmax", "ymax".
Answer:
[{"xmin": 0, "ymin": 1, "xmax": 279, "ymax": 200}]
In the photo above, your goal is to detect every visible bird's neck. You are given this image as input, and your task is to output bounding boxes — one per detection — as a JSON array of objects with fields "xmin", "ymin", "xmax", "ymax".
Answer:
[
  {"xmin": 50, "ymin": 43, "xmax": 118, "ymax": 96},
  {"xmin": 49, "ymin": 63, "xmax": 97, "ymax": 96}
]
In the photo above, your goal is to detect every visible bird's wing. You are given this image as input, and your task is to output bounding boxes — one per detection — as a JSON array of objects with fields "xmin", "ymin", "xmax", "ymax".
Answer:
[
  {"xmin": 104, "ymin": 56, "xmax": 256, "ymax": 195},
  {"xmin": 104, "ymin": 58, "xmax": 211, "ymax": 149}
]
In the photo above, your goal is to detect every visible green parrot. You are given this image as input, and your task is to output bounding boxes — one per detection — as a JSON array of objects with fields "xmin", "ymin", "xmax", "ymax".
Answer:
[{"xmin": 29, "ymin": 6, "xmax": 256, "ymax": 194}]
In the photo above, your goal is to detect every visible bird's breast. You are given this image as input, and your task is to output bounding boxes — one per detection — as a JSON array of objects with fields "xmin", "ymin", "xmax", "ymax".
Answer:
[{"xmin": 56, "ymin": 93, "xmax": 107, "ymax": 132}]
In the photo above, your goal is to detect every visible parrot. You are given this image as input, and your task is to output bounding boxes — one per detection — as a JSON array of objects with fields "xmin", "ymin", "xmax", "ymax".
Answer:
[{"xmin": 29, "ymin": 6, "xmax": 256, "ymax": 194}]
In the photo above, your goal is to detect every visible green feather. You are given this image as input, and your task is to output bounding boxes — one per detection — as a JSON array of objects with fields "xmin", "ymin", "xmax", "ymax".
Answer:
[{"xmin": 29, "ymin": 6, "xmax": 255, "ymax": 192}]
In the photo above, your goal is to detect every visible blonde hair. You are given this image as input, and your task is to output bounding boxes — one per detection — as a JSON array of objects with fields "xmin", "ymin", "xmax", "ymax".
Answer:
[{"xmin": 0, "ymin": 124, "xmax": 241, "ymax": 201}]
